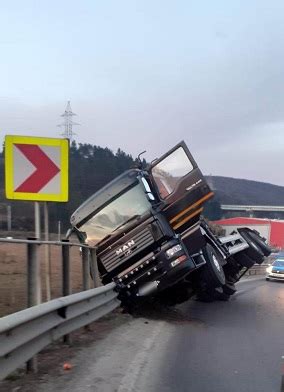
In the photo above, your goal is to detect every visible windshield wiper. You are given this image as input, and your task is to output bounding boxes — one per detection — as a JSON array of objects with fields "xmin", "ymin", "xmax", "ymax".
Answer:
[
  {"xmin": 96, "ymin": 233, "xmax": 113, "ymax": 247},
  {"xmin": 112, "ymin": 215, "xmax": 140, "ymax": 233}
]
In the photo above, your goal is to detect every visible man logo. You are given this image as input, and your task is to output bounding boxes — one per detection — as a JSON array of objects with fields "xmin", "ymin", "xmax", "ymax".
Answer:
[{"xmin": 115, "ymin": 240, "xmax": 135, "ymax": 256}]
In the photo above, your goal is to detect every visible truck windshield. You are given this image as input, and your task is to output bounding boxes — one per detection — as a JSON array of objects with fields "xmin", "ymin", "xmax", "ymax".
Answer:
[
  {"xmin": 78, "ymin": 183, "xmax": 151, "ymax": 246},
  {"xmin": 273, "ymin": 260, "xmax": 284, "ymax": 267}
]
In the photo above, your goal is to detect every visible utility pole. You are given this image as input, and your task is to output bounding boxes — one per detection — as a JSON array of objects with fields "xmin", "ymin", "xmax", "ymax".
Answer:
[{"xmin": 58, "ymin": 101, "xmax": 79, "ymax": 141}]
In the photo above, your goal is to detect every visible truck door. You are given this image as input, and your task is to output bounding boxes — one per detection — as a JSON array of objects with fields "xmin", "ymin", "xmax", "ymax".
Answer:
[{"xmin": 149, "ymin": 141, "xmax": 214, "ymax": 233}]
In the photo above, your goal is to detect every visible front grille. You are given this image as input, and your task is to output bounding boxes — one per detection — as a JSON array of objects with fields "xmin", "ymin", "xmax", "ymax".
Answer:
[{"xmin": 100, "ymin": 227, "xmax": 155, "ymax": 272}]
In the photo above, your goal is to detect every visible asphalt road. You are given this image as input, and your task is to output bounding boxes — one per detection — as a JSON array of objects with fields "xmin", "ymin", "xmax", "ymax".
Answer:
[
  {"xmin": 34, "ymin": 277, "xmax": 283, "ymax": 392},
  {"xmin": 136, "ymin": 277, "xmax": 284, "ymax": 392}
]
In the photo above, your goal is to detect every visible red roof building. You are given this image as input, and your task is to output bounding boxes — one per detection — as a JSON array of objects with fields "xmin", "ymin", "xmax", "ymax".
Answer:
[{"xmin": 213, "ymin": 217, "xmax": 284, "ymax": 249}]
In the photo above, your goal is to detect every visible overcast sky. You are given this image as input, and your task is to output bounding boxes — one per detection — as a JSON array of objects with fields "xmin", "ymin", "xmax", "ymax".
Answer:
[{"xmin": 0, "ymin": 0, "xmax": 284, "ymax": 186}]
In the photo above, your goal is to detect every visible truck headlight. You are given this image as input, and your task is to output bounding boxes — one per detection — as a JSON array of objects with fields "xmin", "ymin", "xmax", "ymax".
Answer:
[
  {"xmin": 266, "ymin": 266, "xmax": 272, "ymax": 273},
  {"xmin": 166, "ymin": 244, "xmax": 183, "ymax": 258}
]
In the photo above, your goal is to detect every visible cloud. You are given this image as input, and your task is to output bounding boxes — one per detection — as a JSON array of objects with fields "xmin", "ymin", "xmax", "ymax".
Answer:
[{"xmin": 1, "ymin": 1, "xmax": 284, "ymax": 186}]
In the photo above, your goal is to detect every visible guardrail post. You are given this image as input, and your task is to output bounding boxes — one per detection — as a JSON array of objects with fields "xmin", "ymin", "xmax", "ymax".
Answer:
[
  {"xmin": 82, "ymin": 247, "xmax": 90, "ymax": 291},
  {"xmin": 82, "ymin": 247, "xmax": 91, "ymax": 331},
  {"xmin": 26, "ymin": 238, "xmax": 41, "ymax": 373},
  {"xmin": 62, "ymin": 240, "xmax": 71, "ymax": 344},
  {"xmin": 89, "ymin": 248, "xmax": 101, "ymax": 288},
  {"xmin": 27, "ymin": 239, "xmax": 41, "ymax": 307},
  {"xmin": 62, "ymin": 240, "xmax": 71, "ymax": 296}
]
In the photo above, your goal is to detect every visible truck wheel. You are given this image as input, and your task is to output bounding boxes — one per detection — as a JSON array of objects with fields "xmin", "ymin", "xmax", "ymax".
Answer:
[
  {"xmin": 234, "ymin": 252, "xmax": 255, "ymax": 268},
  {"xmin": 223, "ymin": 257, "xmax": 242, "ymax": 283},
  {"xmin": 196, "ymin": 287, "xmax": 230, "ymax": 302},
  {"xmin": 200, "ymin": 244, "xmax": 226, "ymax": 288},
  {"xmin": 239, "ymin": 231, "xmax": 265, "ymax": 264},
  {"xmin": 244, "ymin": 231, "xmax": 271, "ymax": 257},
  {"xmin": 245, "ymin": 234, "xmax": 264, "ymax": 264},
  {"xmin": 213, "ymin": 287, "xmax": 230, "ymax": 301},
  {"xmin": 222, "ymin": 282, "xmax": 236, "ymax": 295}
]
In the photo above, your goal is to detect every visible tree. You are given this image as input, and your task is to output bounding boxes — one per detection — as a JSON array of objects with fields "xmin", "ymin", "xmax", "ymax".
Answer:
[
  {"xmin": 0, "ymin": 143, "xmax": 136, "ymax": 233},
  {"xmin": 202, "ymin": 197, "xmax": 222, "ymax": 221}
]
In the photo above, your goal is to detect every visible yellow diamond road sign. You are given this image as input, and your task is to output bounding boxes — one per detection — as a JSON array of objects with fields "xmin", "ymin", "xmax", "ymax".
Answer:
[{"xmin": 5, "ymin": 135, "xmax": 69, "ymax": 202}]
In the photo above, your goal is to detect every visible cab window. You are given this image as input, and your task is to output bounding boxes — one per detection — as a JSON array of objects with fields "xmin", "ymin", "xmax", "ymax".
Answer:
[{"xmin": 151, "ymin": 147, "xmax": 194, "ymax": 198}]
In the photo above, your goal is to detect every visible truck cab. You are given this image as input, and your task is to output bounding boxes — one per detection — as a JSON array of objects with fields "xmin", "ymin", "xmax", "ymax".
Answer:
[{"xmin": 71, "ymin": 141, "xmax": 216, "ymax": 300}]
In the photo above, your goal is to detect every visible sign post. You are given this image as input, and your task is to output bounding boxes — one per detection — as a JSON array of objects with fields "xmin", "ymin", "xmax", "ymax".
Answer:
[
  {"xmin": 34, "ymin": 202, "xmax": 41, "ymax": 239},
  {"xmin": 44, "ymin": 202, "xmax": 51, "ymax": 300},
  {"xmin": 5, "ymin": 135, "xmax": 69, "ymax": 301}
]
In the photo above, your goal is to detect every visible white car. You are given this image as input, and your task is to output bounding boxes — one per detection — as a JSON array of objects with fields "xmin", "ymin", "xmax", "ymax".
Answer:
[{"xmin": 266, "ymin": 258, "xmax": 284, "ymax": 281}]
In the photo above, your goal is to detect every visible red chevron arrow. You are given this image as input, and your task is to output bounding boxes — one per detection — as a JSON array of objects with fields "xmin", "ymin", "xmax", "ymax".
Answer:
[{"xmin": 14, "ymin": 144, "xmax": 60, "ymax": 193}]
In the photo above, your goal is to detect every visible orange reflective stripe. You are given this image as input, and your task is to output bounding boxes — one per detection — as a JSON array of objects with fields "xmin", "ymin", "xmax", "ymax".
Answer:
[
  {"xmin": 170, "ymin": 192, "xmax": 214, "ymax": 224},
  {"xmin": 172, "ymin": 207, "xmax": 204, "ymax": 230}
]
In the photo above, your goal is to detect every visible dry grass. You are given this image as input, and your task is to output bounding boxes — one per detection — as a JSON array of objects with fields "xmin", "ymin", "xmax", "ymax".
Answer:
[{"xmin": 0, "ymin": 238, "xmax": 87, "ymax": 317}]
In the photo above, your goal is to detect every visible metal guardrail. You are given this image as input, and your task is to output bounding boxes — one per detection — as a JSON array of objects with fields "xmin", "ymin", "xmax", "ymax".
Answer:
[
  {"xmin": 0, "ymin": 237, "xmax": 89, "ymax": 246},
  {"xmin": 0, "ymin": 236, "xmax": 108, "ymax": 379},
  {"xmin": 220, "ymin": 204, "xmax": 284, "ymax": 212},
  {"xmin": 0, "ymin": 234, "xmax": 270, "ymax": 381},
  {"xmin": 0, "ymin": 283, "xmax": 120, "ymax": 381},
  {"xmin": 0, "ymin": 236, "xmax": 100, "ymax": 313}
]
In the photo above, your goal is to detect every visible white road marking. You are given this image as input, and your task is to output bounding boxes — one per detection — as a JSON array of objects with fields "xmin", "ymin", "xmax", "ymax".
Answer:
[{"xmin": 117, "ymin": 321, "xmax": 165, "ymax": 392}]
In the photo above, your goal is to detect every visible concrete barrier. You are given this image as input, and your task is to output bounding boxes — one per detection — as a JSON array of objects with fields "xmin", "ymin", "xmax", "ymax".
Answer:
[{"xmin": 245, "ymin": 264, "xmax": 268, "ymax": 276}]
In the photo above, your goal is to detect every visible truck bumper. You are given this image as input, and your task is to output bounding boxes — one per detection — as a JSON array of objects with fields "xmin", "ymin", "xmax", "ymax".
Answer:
[
  {"xmin": 154, "ymin": 257, "xmax": 196, "ymax": 293},
  {"xmin": 115, "ymin": 241, "xmax": 196, "ymax": 297}
]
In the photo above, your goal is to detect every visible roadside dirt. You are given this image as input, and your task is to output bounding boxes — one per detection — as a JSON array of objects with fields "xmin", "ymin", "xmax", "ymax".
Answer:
[
  {"xmin": 0, "ymin": 308, "xmax": 131, "ymax": 392},
  {"xmin": 0, "ymin": 236, "xmax": 84, "ymax": 317},
  {"xmin": 0, "ymin": 301, "xmax": 201, "ymax": 392}
]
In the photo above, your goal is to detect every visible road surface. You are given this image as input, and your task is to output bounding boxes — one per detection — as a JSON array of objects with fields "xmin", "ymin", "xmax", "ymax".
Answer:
[{"xmin": 17, "ymin": 277, "xmax": 284, "ymax": 392}]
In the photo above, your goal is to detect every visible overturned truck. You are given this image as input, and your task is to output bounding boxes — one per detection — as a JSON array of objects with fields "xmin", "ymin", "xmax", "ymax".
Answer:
[{"xmin": 70, "ymin": 141, "xmax": 271, "ymax": 307}]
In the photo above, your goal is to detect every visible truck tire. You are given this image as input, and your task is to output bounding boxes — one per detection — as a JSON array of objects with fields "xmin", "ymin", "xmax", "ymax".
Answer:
[
  {"xmin": 244, "ymin": 231, "xmax": 271, "ymax": 257},
  {"xmin": 222, "ymin": 281, "xmax": 237, "ymax": 295},
  {"xmin": 200, "ymin": 244, "xmax": 226, "ymax": 288},
  {"xmin": 239, "ymin": 231, "xmax": 265, "ymax": 264},
  {"xmin": 213, "ymin": 287, "xmax": 230, "ymax": 301},
  {"xmin": 223, "ymin": 257, "xmax": 242, "ymax": 283},
  {"xmin": 234, "ymin": 252, "xmax": 255, "ymax": 268},
  {"xmin": 196, "ymin": 287, "xmax": 230, "ymax": 302}
]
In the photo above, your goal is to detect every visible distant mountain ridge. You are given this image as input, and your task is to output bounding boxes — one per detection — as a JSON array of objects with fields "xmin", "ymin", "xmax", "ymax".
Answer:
[
  {"xmin": 1, "ymin": 142, "xmax": 284, "ymax": 231},
  {"xmin": 205, "ymin": 176, "xmax": 284, "ymax": 205}
]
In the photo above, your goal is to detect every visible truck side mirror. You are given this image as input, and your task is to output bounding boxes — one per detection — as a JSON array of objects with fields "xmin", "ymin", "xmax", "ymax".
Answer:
[
  {"xmin": 65, "ymin": 228, "xmax": 73, "ymax": 239},
  {"xmin": 141, "ymin": 177, "xmax": 155, "ymax": 201}
]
